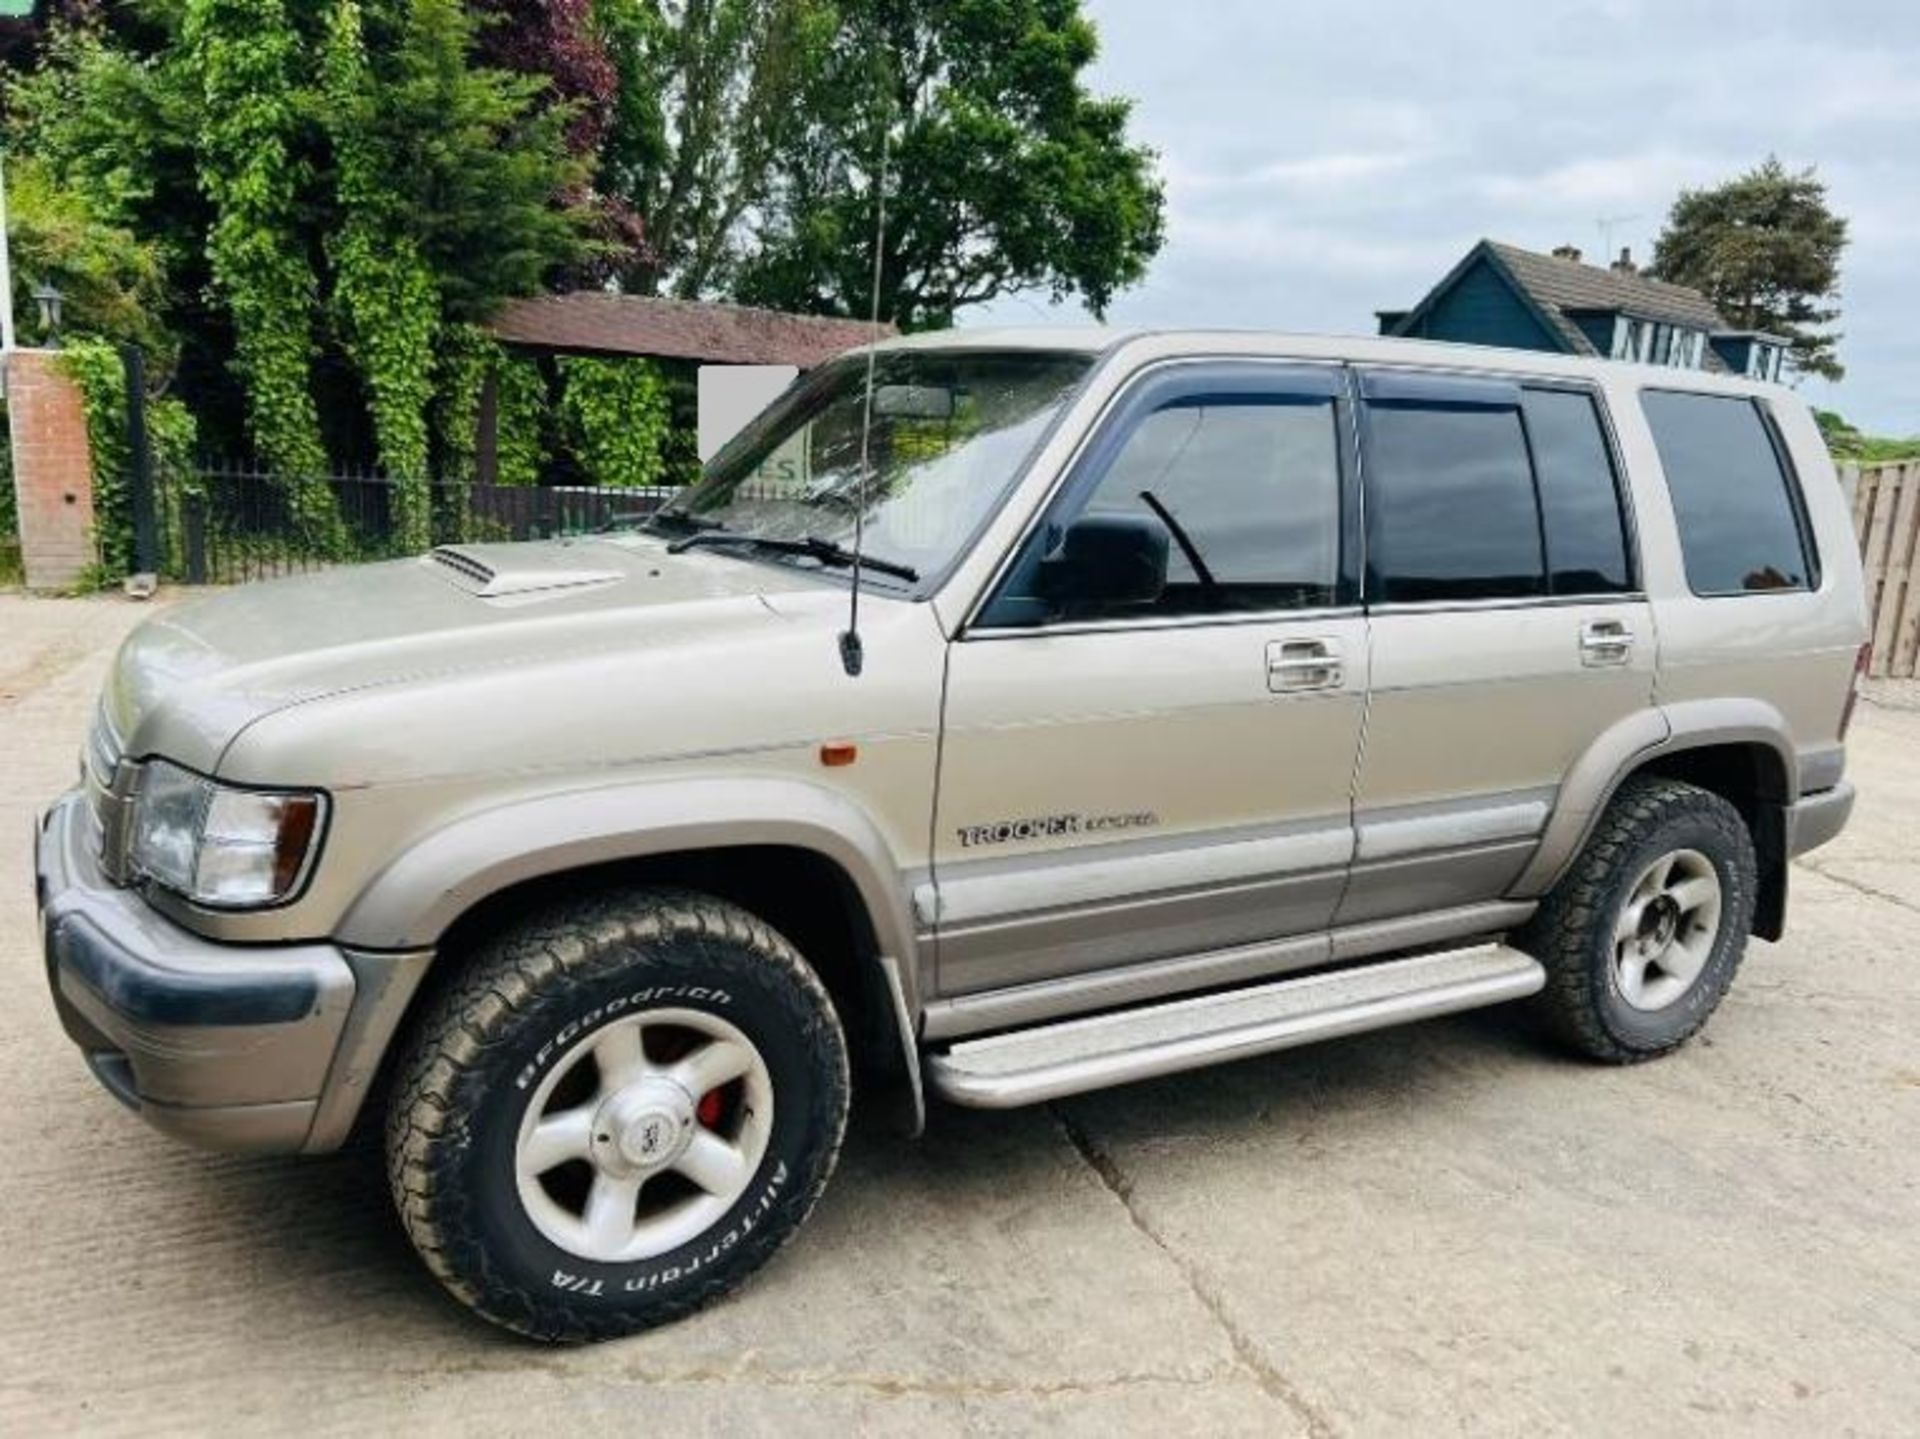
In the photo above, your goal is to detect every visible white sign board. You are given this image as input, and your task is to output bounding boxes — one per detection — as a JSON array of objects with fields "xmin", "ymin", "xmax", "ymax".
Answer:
[{"xmin": 698, "ymin": 365, "xmax": 799, "ymax": 462}]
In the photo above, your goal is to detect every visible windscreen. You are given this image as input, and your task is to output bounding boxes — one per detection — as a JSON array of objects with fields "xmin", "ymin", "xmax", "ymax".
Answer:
[{"xmin": 659, "ymin": 350, "xmax": 1094, "ymax": 587}]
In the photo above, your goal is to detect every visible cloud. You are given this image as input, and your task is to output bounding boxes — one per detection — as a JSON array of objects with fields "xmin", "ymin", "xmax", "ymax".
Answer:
[
  {"xmin": 967, "ymin": 0, "xmax": 1920, "ymax": 432},
  {"xmin": 1172, "ymin": 152, "xmax": 1423, "ymax": 197},
  {"xmin": 1473, "ymin": 153, "xmax": 1723, "ymax": 211}
]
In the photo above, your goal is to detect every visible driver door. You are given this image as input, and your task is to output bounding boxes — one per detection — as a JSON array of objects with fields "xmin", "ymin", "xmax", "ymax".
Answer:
[{"xmin": 931, "ymin": 362, "xmax": 1368, "ymax": 998}]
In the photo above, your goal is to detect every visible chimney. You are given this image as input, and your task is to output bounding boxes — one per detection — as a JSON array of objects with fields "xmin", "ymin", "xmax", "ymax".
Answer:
[
  {"xmin": 1611, "ymin": 246, "xmax": 1637, "ymax": 275},
  {"xmin": 1551, "ymin": 244, "xmax": 1583, "ymax": 263}
]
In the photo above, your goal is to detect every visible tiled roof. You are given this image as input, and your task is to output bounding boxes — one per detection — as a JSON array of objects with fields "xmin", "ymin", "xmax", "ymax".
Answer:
[
  {"xmin": 1485, "ymin": 242, "xmax": 1730, "ymax": 351},
  {"xmin": 490, "ymin": 293, "xmax": 893, "ymax": 367}
]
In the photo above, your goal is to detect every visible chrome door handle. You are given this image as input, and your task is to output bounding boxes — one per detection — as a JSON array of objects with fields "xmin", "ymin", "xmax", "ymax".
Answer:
[
  {"xmin": 1267, "ymin": 639, "xmax": 1344, "ymax": 692},
  {"xmin": 1579, "ymin": 619, "xmax": 1635, "ymax": 667}
]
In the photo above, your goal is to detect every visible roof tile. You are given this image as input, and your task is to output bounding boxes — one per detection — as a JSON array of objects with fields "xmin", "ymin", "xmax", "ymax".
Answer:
[
  {"xmin": 1486, "ymin": 242, "xmax": 1729, "ymax": 335},
  {"xmin": 490, "ymin": 293, "xmax": 893, "ymax": 368}
]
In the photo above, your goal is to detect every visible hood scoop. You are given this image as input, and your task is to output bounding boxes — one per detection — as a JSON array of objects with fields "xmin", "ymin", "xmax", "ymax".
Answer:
[{"xmin": 428, "ymin": 544, "xmax": 625, "ymax": 600}]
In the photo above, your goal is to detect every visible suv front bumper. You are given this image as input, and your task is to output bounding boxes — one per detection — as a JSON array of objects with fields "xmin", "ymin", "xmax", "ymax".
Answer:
[{"xmin": 36, "ymin": 792, "xmax": 428, "ymax": 1154}]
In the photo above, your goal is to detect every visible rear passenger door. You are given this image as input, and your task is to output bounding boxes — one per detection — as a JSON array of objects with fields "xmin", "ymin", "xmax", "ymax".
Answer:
[{"xmin": 1338, "ymin": 369, "xmax": 1656, "ymax": 929}]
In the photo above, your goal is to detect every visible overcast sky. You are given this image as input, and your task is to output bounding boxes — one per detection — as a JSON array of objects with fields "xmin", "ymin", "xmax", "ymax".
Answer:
[{"xmin": 971, "ymin": 0, "xmax": 1920, "ymax": 434}]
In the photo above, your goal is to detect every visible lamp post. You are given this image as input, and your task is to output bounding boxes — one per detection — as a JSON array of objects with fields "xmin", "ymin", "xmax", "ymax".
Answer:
[{"xmin": 31, "ymin": 279, "xmax": 63, "ymax": 348}]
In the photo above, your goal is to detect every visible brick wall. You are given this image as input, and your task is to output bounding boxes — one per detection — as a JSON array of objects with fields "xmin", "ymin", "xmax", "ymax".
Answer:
[{"xmin": 6, "ymin": 350, "xmax": 96, "ymax": 591}]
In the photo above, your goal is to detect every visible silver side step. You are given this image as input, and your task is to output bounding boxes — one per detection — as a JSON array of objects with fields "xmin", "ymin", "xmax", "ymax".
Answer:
[{"xmin": 927, "ymin": 944, "xmax": 1546, "ymax": 1109}]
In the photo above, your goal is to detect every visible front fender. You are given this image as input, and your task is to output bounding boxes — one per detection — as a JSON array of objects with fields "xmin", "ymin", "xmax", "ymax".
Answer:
[{"xmin": 334, "ymin": 775, "xmax": 924, "ymax": 1010}]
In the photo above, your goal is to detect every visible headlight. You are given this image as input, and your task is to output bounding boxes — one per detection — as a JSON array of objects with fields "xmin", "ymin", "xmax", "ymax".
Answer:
[{"xmin": 128, "ymin": 760, "xmax": 326, "ymax": 908}]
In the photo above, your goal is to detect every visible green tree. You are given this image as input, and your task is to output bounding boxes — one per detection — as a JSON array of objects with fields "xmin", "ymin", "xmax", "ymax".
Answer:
[
  {"xmin": 323, "ymin": 0, "xmax": 436, "ymax": 547},
  {"xmin": 355, "ymin": 0, "xmax": 590, "ymax": 325},
  {"xmin": 559, "ymin": 355, "xmax": 672, "ymax": 486},
  {"xmin": 595, "ymin": 0, "xmax": 1165, "ymax": 329},
  {"xmin": 3, "ymin": 154, "xmax": 173, "ymax": 361},
  {"xmin": 9, "ymin": 1, "xmax": 588, "ymax": 494},
  {"xmin": 594, "ymin": 0, "xmax": 833, "ymax": 296},
  {"xmin": 320, "ymin": 0, "xmax": 585, "ymax": 540},
  {"xmin": 1649, "ymin": 157, "xmax": 1849, "ymax": 382},
  {"xmin": 182, "ymin": 0, "xmax": 333, "ymax": 493},
  {"xmin": 1816, "ymin": 409, "xmax": 1920, "ymax": 464},
  {"xmin": 733, "ymin": 0, "xmax": 1165, "ymax": 329}
]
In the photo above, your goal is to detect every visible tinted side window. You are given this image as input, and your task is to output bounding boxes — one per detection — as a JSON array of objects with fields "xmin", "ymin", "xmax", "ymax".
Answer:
[
  {"xmin": 1522, "ymin": 388, "xmax": 1633, "ymax": 594},
  {"xmin": 1072, "ymin": 399, "xmax": 1341, "ymax": 617},
  {"xmin": 1642, "ymin": 392, "xmax": 1815, "ymax": 595},
  {"xmin": 1365, "ymin": 402, "xmax": 1544, "ymax": 603}
]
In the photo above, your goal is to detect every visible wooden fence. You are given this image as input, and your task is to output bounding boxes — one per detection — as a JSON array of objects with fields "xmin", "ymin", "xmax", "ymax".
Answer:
[{"xmin": 1850, "ymin": 460, "xmax": 1920, "ymax": 678}]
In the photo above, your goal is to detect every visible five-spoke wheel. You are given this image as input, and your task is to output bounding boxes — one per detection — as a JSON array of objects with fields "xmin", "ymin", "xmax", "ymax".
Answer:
[
  {"xmin": 515, "ymin": 1009, "xmax": 774, "ymax": 1264},
  {"xmin": 387, "ymin": 890, "xmax": 849, "ymax": 1341}
]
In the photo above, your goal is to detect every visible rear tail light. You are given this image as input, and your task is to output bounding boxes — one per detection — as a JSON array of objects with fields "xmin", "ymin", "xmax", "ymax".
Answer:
[{"xmin": 1839, "ymin": 642, "xmax": 1872, "ymax": 740}]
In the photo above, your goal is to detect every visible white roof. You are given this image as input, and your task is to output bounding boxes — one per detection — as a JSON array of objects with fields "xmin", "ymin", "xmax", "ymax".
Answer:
[{"xmin": 864, "ymin": 324, "xmax": 1789, "ymax": 398}]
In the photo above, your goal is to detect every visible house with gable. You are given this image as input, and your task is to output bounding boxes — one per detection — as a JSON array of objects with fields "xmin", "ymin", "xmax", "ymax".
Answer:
[{"xmin": 1377, "ymin": 239, "xmax": 1790, "ymax": 381}]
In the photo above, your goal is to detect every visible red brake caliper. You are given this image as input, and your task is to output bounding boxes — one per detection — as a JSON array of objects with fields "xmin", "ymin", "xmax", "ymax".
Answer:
[{"xmin": 696, "ymin": 1087, "xmax": 725, "ymax": 1128}]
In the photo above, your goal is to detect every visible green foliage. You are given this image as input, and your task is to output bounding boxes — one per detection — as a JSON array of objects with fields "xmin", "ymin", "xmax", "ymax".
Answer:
[
  {"xmin": 736, "ymin": 0, "xmax": 1166, "ymax": 328},
  {"xmin": 430, "ymin": 321, "xmax": 494, "ymax": 485},
  {"xmin": 493, "ymin": 352, "xmax": 550, "ymax": 488},
  {"xmin": 596, "ymin": 0, "xmax": 1164, "ymax": 329},
  {"xmin": 9, "ymin": 0, "xmax": 1166, "ymax": 507},
  {"xmin": 181, "ymin": 0, "xmax": 342, "ymax": 555},
  {"xmin": 1816, "ymin": 409, "xmax": 1920, "ymax": 464},
  {"xmin": 591, "ymin": 0, "xmax": 670, "ymax": 250},
  {"xmin": 1650, "ymin": 157, "xmax": 1849, "ymax": 383},
  {"xmin": 597, "ymin": 0, "xmax": 833, "ymax": 296},
  {"xmin": 337, "ymin": 0, "xmax": 591, "ymax": 325},
  {"xmin": 3, "ymin": 155, "xmax": 175, "ymax": 363},
  {"xmin": 559, "ymin": 356, "xmax": 671, "ymax": 486},
  {"xmin": 58, "ymin": 337, "xmax": 198, "ymax": 585},
  {"xmin": 322, "ymin": 0, "xmax": 434, "ymax": 547},
  {"xmin": 5, "ymin": 23, "xmax": 205, "ymax": 267},
  {"xmin": 10, "ymin": 0, "xmax": 590, "ymax": 502},
  {"xmin": 0, "ymin": 404, "xmax": 17, "ymax": 580}
]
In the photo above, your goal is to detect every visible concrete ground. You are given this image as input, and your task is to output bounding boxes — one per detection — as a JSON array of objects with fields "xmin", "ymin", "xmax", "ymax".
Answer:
[{"xmin": 0, "ymin": 591, "xmax": 1914, "ymax": 1437}]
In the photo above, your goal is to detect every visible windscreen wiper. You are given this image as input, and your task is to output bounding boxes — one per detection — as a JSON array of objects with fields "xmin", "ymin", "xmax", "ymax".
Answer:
[
  {"xmin": 666, "ymin": 531, "xmax": 919, "ymax": 583},
  {"xmin": 1139, "ymin": 489, "xmax": 1217, "ymax": 590},
  {"xmin": 641, "ymin": 510, "xmax": 724, "ymax": 537}
]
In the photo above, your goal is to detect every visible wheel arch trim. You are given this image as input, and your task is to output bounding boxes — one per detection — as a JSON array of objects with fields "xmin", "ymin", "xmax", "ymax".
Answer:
[
  {"xmin": 335, "ymin": 777, "xmax": 925, "ymax": 1010},
  {"xmin": 1513, "ymin": 698, "xmax": 1797, "ymax": 898}
]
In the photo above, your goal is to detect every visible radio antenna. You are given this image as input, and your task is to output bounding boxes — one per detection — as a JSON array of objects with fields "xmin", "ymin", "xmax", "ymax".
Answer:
[{"xmin": 838, "ymin": 113, "xmax": 890, "ymax": 679}]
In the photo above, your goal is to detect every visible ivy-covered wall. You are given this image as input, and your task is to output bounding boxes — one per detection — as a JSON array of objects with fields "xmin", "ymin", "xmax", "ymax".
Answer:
[{"xmin": 58, "ymin": 339, "xmax": 198, "ymax": 586}]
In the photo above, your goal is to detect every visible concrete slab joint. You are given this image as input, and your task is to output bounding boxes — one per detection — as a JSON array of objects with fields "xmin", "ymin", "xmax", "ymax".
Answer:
[{"xmin": 6, "ymin": 349, "xmax": 98, "ymax": 592}]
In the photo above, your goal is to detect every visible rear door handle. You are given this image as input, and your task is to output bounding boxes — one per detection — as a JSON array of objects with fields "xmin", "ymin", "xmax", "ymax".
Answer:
[
  {"xmin": 1267, "ymin": 638, "xmax": 1344, "ymax": 692},
  {"xmin": 1579, "ymin": 618, "xmax": 1635, "ymax": 667}
]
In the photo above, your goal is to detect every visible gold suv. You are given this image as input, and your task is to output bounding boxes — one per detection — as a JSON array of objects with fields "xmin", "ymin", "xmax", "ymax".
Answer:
[{"xmin": 37, "ymin": 330, "xmax": 1866, "ymax": 1339}]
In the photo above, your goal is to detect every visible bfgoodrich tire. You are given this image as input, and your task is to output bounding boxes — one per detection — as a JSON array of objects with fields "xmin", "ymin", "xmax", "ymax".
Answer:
[
  {"xmin": 385, "ymin": 889, "xmax": 850, "ymax": 1342},
  {"xmin": 1517, "ymin": 776, "xmax": 1758, "ymax": 1064}
]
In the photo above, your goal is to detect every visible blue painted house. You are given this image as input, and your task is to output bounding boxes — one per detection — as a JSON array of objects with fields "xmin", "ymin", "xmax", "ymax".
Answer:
[{"xmin": 1378, "ymin": 240, "xmax": 1790, "ymax": 381}]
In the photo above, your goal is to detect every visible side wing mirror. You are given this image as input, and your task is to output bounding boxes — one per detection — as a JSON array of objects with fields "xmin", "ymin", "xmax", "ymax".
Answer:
[{"xmin": 1036, "ymin": 513, "xmax": 1170, "ymax": 613}]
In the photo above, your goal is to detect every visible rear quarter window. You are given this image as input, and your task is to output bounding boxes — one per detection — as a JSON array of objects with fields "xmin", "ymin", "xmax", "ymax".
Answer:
[{"xmin": 1640, "ymin": 391, "xmax": 1817, "ymax": 596}]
